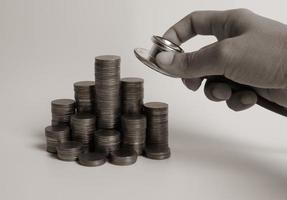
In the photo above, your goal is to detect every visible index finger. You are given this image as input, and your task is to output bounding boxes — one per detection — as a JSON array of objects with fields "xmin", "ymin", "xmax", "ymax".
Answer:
[{"xmin": 163, "ymin": 10, "xmax": 230, "ymax": 45}]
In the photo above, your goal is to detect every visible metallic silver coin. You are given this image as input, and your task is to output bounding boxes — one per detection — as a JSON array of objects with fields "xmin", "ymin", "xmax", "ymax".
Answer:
[
  {"xmin": 51, "ymin": 99, "xmax": 75, "ymax": 126},
  {"xmin": 109, "ymin": 148, "xmax": 138, "ymax": 166},
  {"xmin": 51, "ymin": 99, "xmax": 75, "ymax": 107},
  {"xmin": 45, "ymin": 125, "xmax": 71, "ymax": 153},
  {"xmin": 94, "ymin": 129, "xmax": 121, "ymax": 154},
  {"xmin": 95, "ymin": 55, "xmax": 121, "ymax": 129},
  {"xmin": 121, "ymin": 114, "xmax": 146, "ymax": 154},
  {"xmin": 78, "ymin": 152, "xmax": 106, "ymax": 167},
  {"xmin": 144, "ymin": 145, "xmax": 171, "ymax": 160},
  {"xmin": 57, "ymin": 141, "xmax": 82, "ymax": 161},
  {"xmin": 74, "ymin": 81, "xmax": 95, "ymax": 114},
  {"xmin": 144, "ymin": 102, "xmax": 170, "ymax": 159},
  {"xmin": 121, "ymin": 77, "xmax": 144, "ymax": 115},
  {"xmin": 71, "ymin": 114, "xmax": 96, "ymax": 150}
]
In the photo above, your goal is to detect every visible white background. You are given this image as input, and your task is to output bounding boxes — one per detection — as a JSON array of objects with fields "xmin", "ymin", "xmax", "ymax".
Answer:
[{"xmin": 0, "ymin": 0, "xmax": 287, "ymax": 199}]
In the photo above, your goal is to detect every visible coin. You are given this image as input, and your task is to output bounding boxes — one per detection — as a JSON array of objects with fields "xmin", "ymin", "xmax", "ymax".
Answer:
[
  {"xmin": 74, "ymin": 81, "xmax": 95, "ymax": 114},
  {"xmin": 109, "ymin": 148, "xmax": 137, "ymax": 166},
  {"xmin": 78, "ymin": 152, "xmax": 106, "ymax": 167},
  {"xmin": 144, "ymin": 145, "xmax": 170, "ymax": 160},
  {"xmin": 56, "ymin": 141, "xmax": 82, "ymax": 161},
  {"xmin": 45, "ymin": 125, "xmax": 70, "ymax": 153},
  {"xmin": 71, "ymin": 114, "xmax": 96, "ymax": 151},
  {"xmin": 121, "ymin": 77, "xmax": 144, "ymax": 115},
  {"xmin": 143, "ymin": 102, "xmax": 170, "ymax": 160},
  {"xmin": 94, "ymin": 129, "xmax": 121, "ymax": 154},
  {"xmin": 51, "ymin": 99, "xmax": 75, "ymax": 126},
  {"xmin": 95, "ymin": 55, "xmax": 121, "ymax": 129},
  {"xmin": 121, "ymin": 114, "xmax": 146, "ymax": 155}
]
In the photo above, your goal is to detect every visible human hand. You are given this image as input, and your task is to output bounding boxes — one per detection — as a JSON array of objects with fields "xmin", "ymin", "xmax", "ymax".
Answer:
[{"xmin": 156, "ymin": 9, "xmax": 287, "ymax": 112}]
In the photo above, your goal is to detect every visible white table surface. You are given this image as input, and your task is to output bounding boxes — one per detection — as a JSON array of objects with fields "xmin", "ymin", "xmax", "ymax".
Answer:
[{"xmin": 1, "ymin": 1, "xmax": 287, "ymax": 200}]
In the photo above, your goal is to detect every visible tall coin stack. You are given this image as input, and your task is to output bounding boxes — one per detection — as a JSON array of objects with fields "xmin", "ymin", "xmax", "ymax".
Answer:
[
  {"xmin": 94, "ymin": 55, "xmax": 121, "ymax": 129},
  {"xmin": 121, "ymin": 77, "xmax": 144, "ymax": 114},
  {"xmin": 144, "ymin": 102, "xmax": 170, "ymax": 160},
  {"xmin": 71, "ymin": 114, "xmax": 96, "ymax": 151},
  {"xmin": 51, "ymin": 99, "xmax": 75, "ymax": 126},
  {"xmin": 121, "ymin": 115, "xmax": 146, "ymax": 155},
  {"xmin": 45, "ymin": 125, "xmax": 71, "ymax": 153},
  {"xmin": 74, "ymin": 81, "xmax": 95, "ymax": 114}
]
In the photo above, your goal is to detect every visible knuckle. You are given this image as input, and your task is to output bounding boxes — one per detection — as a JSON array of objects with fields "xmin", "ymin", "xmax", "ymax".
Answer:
[
  {"xmin": 230, "ymin": 8, "xmax": 251, "ymax": 18},
  {"xmin": 215, "ymin": 40, "xmax": 232, "ymax": 62}
]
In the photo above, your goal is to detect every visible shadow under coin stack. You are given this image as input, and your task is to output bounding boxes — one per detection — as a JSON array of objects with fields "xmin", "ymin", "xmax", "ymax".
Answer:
[
  {"xmin": 74, "ymin": 81, "xmax": 95, "ymax": 114},
  {"xmin": 71, "ymin": 114, "xmax": 96, "ymax": 151},
  {"xmin": 94, "ymin": 55, "xmax": 121, "ymax": 129},
  {"xmin": 45, "ymin": 125, "xmax": 70, "ymax": 153},
  {"xmin": 51, "ymin": 99, "xmax": 75, "ymax": 126},
  {"xmin": 144, "ymin": 102, "xmax": 170, "ymax": 160}
]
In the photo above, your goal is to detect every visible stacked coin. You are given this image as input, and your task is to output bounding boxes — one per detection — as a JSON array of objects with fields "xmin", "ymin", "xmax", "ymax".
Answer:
[
  {"xmin": 94, "ymin": 55, "xmax": 121, "ymax": 129},
  {"xmin": 109, "ymin": 148, "xmax": 138, "ymax": 166},
  {"xmin": 94, "ymin": 129, "xmax": 120, "ymax": 154},
  {"xmin": 74, "ymin": 81, "xmax": 95, "ymax": 114},
  {"xmin": 78, "ymin": 152, "xmax": 106, "ymax": 167},
  {"xmin": 143, "ymin": 102, "xmax": 170, "ymax": 159},
  {"xmin": 57, "ymin": 141, "xmax": 82, "ymax": 161},
  {"xmin": 45, "ymin": 125, "xmax": 71, "ymax": 153},
  {"xmin": 71, "ymin": 114, "xmax": 96, "ymax": 150},
  {"xmin": 121, "ymin": 77, "xmax": 144, "ymax": 115},
  {"xmin": 51, "ymin": 99, "xmax": 75, "ymax": 126},
  {"xmin": 121, "ymin": 114, "xmax": 146, "ymax": 155}
]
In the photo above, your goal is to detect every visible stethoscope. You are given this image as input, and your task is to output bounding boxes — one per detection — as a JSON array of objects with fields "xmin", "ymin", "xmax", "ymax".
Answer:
[{"xmin": 134, "ymin": 35, "xmax": 287, "ymax": 117}]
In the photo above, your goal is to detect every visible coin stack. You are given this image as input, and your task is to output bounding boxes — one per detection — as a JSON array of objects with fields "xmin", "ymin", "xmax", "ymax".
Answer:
[
  {"xmin": 121, "ymin": 115, "xmax": 146, "ymax": 155},
  {"xmin": 143, "ymin": 102, "xmax": 170, "ymax": 159},
  {"xmin": 45, "ymin": 125, "xmax": 71, "ymax": 153},
  {"xmin": 74, "ymin": 81, "xmax": 95, "ymax": 114},
  {"xmin": 78, "ymin": 152, "xmax": 106, "ymax": 167},
  {"xmin": 71, "ymin": 114, "xmax": 96, "ymax": 151},
  {"xmin": 109, "ymin": 149, "xmax": 138, "ymax": 166},
  {"xmin": 94, "ymin": 55, "xmax": 121, "ymax": 129},
  {"xmin": 51, "ymin": 99, "xmax": 75, "ymax": 126},
  {"xmin": 94, "ymin": 129, "xmax": 121, "ymax": 154},
  {"xmin": 121, "ymin": 77, "xmax": 144, "ymax": 115},
  {"xmin": 57, "ymin": 141, "xmax": 82, "ymax": 161}
]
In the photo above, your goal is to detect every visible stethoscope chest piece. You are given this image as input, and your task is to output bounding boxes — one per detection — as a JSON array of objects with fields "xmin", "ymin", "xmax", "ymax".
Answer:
[{"xmin": 134, "ymin": 35, "xmax": 183, "ymax": 78}]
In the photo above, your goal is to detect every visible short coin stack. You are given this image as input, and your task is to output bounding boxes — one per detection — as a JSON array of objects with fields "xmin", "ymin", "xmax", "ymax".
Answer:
[
  {"xmin": 45, "ymin": 125, "xmax": 70, "ymax": 153},
  {"xmin": 74, "ymin": 81, "xmax": 95, "ymax": 114},
  {"xmin": 51, "ymin": 99, "xmax": 75, "ymax": 126},
  {"xmin": 121, "ymin": 114, "xmax": 146, "ymax": 155},
  {"xmin": 94, "ymin": 55, "xmax": 121, "ymax": 129},
  {"xmin": 144, "ymin": 102, "xmax": 170, "ymax": 160},
  {"xmin": 57, "ymin": 141, "xmax": 82, "ymax": 161},
  {"xmin": 121, "ymin": 77, "xmax": 144, "ymax": 115},
  {"xmin": 78, "ymin": 152, "xmax": 106, "ymax": 167},
  {"xmin": 71, "ymin": 114, "xmax": 96, "ymax": 151},
  {"xmin": 109, "ymin": 149, "xmax": 138, "ymax": 166},
  {"xmin": 94, "ymin": 129, "xmax": 121, "ymax": 154}
]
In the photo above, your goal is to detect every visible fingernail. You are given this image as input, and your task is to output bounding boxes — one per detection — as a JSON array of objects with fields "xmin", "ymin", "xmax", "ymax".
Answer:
[
  {"xmin": 212, "ymin": 88, "xmax": 227, "ymax": 100},
  {"xmin": 156, "ymin": 52, "xmax": 175, "ymax": 66},
  {"xmin": 182, "ymin": 78, "xmax": 201, "ymax": 91}
]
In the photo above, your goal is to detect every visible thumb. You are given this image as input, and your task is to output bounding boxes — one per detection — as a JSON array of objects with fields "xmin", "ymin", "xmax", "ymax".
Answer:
[{"xmin": 155, "ymin": 41, "xmax": 229, "ymax": 78}]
